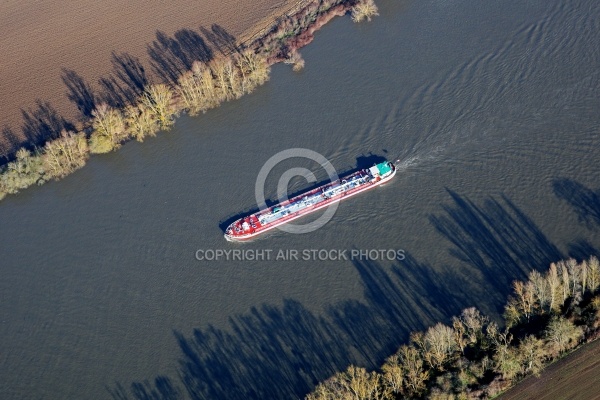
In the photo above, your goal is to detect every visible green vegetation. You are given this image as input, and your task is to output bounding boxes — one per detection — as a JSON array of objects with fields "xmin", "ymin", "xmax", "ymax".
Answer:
[
  {"xmin": 306, "ymin": 256, "xmax": 600, "ymax": 399},
  {"xmin": 0, "ymin": 148, "xmax": 44, "ymax": 199},
  {"xmin": 0, "ymin": 0, "xmax": 378, "ymax": 201}
]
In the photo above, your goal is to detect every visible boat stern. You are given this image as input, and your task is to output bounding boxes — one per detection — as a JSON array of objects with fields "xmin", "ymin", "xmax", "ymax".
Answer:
[{"xmin": 368, "ymin": 161, "xmax": 396, "ymax": 181}]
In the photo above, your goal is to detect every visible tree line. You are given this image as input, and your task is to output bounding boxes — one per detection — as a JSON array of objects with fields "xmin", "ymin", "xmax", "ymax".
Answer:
[
  {"xmin": 0, "ymin": 50, "xmax": 269, "ymax": 199},
  {"xmin": 0, "ymin": 0, "xmax": 378, "ymax": 201},
  {"xmin": 306, "ymin": 256, "xmax": 600, "ymax": 399}
]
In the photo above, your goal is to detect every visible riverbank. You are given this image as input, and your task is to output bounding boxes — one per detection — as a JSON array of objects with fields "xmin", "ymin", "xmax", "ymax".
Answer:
[
  {"xmin": 0, "ymin": 0, "xmax": 378, "ymax": 199},
  {"xmin": 306, "ymin": 256, "xmax": 600, "ymax": 399},
  {"xmin": 498, "ymin": 338, "xmax": 600, "ymax": 400},
  {"xmin": 0, "ymin": 0, "xmax": 292, "ymax": 153}
]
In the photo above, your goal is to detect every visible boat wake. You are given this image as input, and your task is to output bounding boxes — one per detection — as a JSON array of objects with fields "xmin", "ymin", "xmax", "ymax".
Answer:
[{"xmin": 395, "ymin": 145, "xmax": 446, "ymax": 172}]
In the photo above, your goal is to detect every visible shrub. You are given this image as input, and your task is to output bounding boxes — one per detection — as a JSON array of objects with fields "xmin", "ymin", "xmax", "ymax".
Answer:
[
  {"xmin": 351, "ymin": 0, "xmax": 379, "ymax": 23},
  {"xmin": 42, "ymin": 131, "xmax": 89, "ymax": 179}
]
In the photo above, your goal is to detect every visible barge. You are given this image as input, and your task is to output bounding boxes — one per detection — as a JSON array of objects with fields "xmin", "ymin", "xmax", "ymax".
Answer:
[{"xmin": 224, "ymin": 161, "xmax": 396, "ymax": 241}]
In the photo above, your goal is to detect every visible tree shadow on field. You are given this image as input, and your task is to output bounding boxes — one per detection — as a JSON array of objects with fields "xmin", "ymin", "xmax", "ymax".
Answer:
[
  {"xmin": 147, "ymin": 29, "xmax": 213, "ymax": 85},
  {"xmin": 429, "ymin": 190, "xmax": 563, "ymax": 303},
  {"xmin": 20, "ymin": 100, "xmax": 75, "ymax": 147},
  {"xmin": 110, "ymin": 192, "xmax": 565, "ymax": 399},
  {"xmin": 61, "ymin": 69, "xmax": 98, "ymax": 119},
  {"xmin": 98, "ymin": 52, "xmax": 149, "ymax": 109},
  {"xmin": 199, "ymin": 24, "xmax": 239, "ymax": 56},
  {"xmin": 0, "ymin": 125, "xmax": 24, "ymax": 163},
  {"xmin": 553, "ymin": 178, "xmax": 600, "ymax": 229}
]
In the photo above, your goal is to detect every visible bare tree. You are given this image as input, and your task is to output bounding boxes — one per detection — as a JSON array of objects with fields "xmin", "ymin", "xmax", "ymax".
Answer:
[
  {"xmin": 422, "ymin": 323, "xmax": 457, "ymax": 370},
  {"xmin": 351, "ymin": 0, "xmax": 380, "ymax": 23},
  {"xmin": 493, "ymin": 345, "xmax": 521, "ymax": 381},
  {"xmin": 452, "ymin": 316, "xmax": 468, "ymax": 355},
  {"xmin": 42, "ymin": 131, "xmax": 89, "ymax": 179},
  {"xmin": 235, "ymin": 50, "xmax": 270, "ymax": 92},
  {"xmin": 545, "ymin": 316, "xmax": 583, "ymax": 355},
  {"xmin": 141, "ymin": 84, "xmax": 175, "ymax": 128},
  {"xmin": 177, "ymin": 61, "xmax": 222, "ymax": 112},
  {"xmin": 581, "ymin": 259, "xmax": 588, "ymax": 294},
  {"xmin": 518, "ymin": 335, "xmax": 545, "ymax": 376},
  {"xmin": 529, "ymin": 270, "xmax": 550, "ymax": 313},
  {"xmin": 125, "ymin": 104, "xmax": 158, "ymax": 142},
  {"xmin": 397, "ymin": 345, "xmax": 428, "ymax": 397},
  {"xmin": 487, "ymin": 322, "xmax": 513, "ymax": 353},
  {"xmin": 211, "ymin": 58, "xmax": 234, "ymax": 101},
  {"xmin": 90, "ymin": 103, "xmax": 126, "ymax": 153},
  {"xmin": 566, "ymin": 258, "xmax": 582, "ymax": 304},
  {"xmin": 504, "ymin": 301, "xmax": 522, "ymax": 328},
  {"xmin": 558, "ymin": 261, "xmax": 570, "ymax": 305},
  {"xmin": 588, "ymin": 256, "xmax": 600, "ymax": 293},
  {"xmin": 195, "ymin": 61, "xmax": 220, "ymax": 107},
  {"xmin": 177, "ymin": 70, "xmax": 206, "ymax": 115},
  {"xmin": 547, "ymin": 262, "xmax": 563, "ymax": 312},
  {"xmin": 488, "ymin": 320, "xmax": 522, "ymax": 380},
  {"xmin": 381, "ymin": 354, "xmax": 403, "ymax": 395},
  {"xmin": 511, "ymin": 280, "xmax": 536, "ymax": 322},
  {"xmin": 284, "ymin": 49, "xmax": 305, "ymax": 72},
  {"xmin": 224, "ymin": 58, "xmax": 243, "ymax": 99},
  {"xmin": 305, "ymin": 382, "xmax": 333, "ymax": 400},
  {"xmin": 306, "ymin": 366, "xmax": 388, "ymax": 400},
  {"xmin": 10, "ymin": 148, "xmax": 36, "ymax": 175},
  {"xmin": 459, "ymin": 307, "xmax": 488, "ymax": 345},
  {"xmin": 1, "ymin": 148, "xmax": 45, "ymax": 193}
]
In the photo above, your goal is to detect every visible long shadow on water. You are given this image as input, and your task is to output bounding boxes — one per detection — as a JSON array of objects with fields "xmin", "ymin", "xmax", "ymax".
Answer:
[
  {"xmin": 568, "ymin": 239, "xmax": 600, "ymax": 261},
  {"xmin": 429, "ymin": 190, "xmax": 563, "ymax": 305},
  {"xmin": 111, "ymin": 191, "xmax": 567, "ymax": 399},
  {"xmin": 108, "ymin": 377, "xmax": 181, "ymax": 400},
  {"xmin": 162, "ymin": 258, "xmax": 457, "ymax": 400},
  {"xmin": 553, "ymin": 178, "xmax": 600, "ymax": 230},
  {"xmin": 109, "ymin": 256, "xmax": 458, "ymax": 399},
  {"xmin": 552, "ymin": 178, "xmax": 600, "ymax": 260}
]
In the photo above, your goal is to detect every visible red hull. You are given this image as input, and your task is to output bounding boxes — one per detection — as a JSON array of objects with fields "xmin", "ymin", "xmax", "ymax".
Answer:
[{"xmin": 224, "ymin": 162, "xmax": 396, "ymax": 241}]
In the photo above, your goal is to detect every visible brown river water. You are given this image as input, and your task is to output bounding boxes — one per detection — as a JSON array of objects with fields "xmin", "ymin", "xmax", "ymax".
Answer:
[{"xmin": 1, "ymin": 0, "xmax": 599, "ymax": 398}]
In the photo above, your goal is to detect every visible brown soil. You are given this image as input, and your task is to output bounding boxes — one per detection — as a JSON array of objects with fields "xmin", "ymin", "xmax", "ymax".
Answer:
[
  {"xmin": 0, "ymin": 0, "xmax": 306, "ymax": 154},
  {"xmin": 498, "ymin": 339, "xmax": 600, "ymax": 400}
]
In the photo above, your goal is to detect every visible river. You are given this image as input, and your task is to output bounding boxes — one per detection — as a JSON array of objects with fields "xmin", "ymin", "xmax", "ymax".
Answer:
[{"xmin": 1, "ymin": 0, "xmax": 599, "ymax": 398}]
